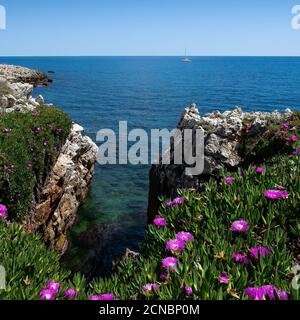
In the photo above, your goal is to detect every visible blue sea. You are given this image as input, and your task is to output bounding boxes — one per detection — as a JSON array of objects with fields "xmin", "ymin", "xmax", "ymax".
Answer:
[{"xmin": 1, "ymin": 56, "xmax": 300, "ymax": 277}]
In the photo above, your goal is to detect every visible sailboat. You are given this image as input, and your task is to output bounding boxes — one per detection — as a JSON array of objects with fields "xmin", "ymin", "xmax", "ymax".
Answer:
[{"xmin": 181, "ymin": 49, "xmax": 192, "ymax": 63}]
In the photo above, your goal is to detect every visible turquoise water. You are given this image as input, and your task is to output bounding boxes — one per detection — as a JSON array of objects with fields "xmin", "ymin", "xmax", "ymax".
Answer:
[{"xmin": 1, "ymin": 57, "xmax": 300, "ymax": 276}]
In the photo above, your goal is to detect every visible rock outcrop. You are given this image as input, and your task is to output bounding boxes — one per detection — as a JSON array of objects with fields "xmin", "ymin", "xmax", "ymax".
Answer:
[
  {"xmin": 24, "ymin": 124, "xmax": 98, "ymax": 254},
  {"xmin": 0, "ymin": 65, "xmax": 51, "ymax": 113},
  {"xmin": 147, "ymin": 104, "xmax": 293, "ymax": 222},
  {"xmin": 0, "ymin": 64, "xmax": 98, "ymax": 254},
  {"xmin": 0, "ymin": 64, "xmax": 50, "ymax": 86}
]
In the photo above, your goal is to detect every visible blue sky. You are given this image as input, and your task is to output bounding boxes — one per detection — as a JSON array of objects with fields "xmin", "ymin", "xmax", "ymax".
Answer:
[{"xmin": 0, "ymin": 0, "xmax": 299, "ymax": 56}]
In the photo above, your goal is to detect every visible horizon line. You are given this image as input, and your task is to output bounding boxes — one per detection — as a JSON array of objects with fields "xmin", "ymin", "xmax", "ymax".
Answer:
[{"xmin": 1, "ymin": 55, "xmax": 300, "ymax": 58}]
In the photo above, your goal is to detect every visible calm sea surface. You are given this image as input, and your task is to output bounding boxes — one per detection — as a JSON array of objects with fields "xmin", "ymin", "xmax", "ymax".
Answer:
[{"xmin": 1, "ymin": 57, "xmax": 300, "ymax": 276}]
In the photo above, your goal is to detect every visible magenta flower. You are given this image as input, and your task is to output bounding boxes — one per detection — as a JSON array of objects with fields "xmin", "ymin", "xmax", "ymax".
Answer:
[
  {"xmin": 185, "ymin": 286, "xmax": 193, "ymax": 296},
  {"xmin": 282, "ymin": 123, "xmax": 289, "ymax": 130},
  {"xmin": 232, "ymin": 252, "xmax": 249, "ymax": 265},
  {"xmin": 0, "ymin": 204, "xmax": 8, "ymax": 220},
  {"xmin": 153, "ymin": 215, "xmax": 167, "ymax": 228},
  {"xmin": 166, "ymin": 239, "xmax": 185, "ymax": 253},
  {"xmin": 160, "ymin": 273, "xmax": 168, "ymax": 282},
  {"xmin": 98, "ymin": 294, "xmax": 115, "ymax": 300},
  {"xmin": 218, "ymin": 272, "xmax": 229, "ymax": 284},
  {"xmin": 34, "ymin": 127, "xmax": 42, "ymax": 134},
  {"xmin": 249, "ymin": 246, "xmax": 271, "ymax": 260},
  {"xmin": 162, "ymin": 257, "xmax": 178, "ymax": 271},
  {"xmin": 89, "ymin": 295, "xmax": 101, "ymax": 300},
  {"xmin": 293, "ymin": 148, "xmax": 299, "ymax": 156},
  {"xmin": 172, "ymin": 197, "xmax": 185, "ymax": 205},
  {"xmin": 244, "ymin": 285, "xmax": 288, "ymax": 301},
  {"xmin": 244, "ymin": 287, "xmax": 266, "ymax": 300},
  {"xmin": 225, "ymin": 177, "xmax": 235, "ymax": 184},
  {"xmin": 176, "ymin": 232, "xmax": 194, "ymax": 244},
  {"xmin": 290, "ymin": 134, "xmax": 297, "ymax": 142},
  {"xmin": 40, "ymin": 289, "xmax": 56, "ymax": 301},
  {"xmin": 64, "ymin": 289, "xmax": 78, "ymax": 300},
  {"xmin": 264, "ymin": 190, "xmax": 289, "ymax": 200},
  {"xmin": 142, "ymin": 283, "xmax": 158, "ymax": 294},
  {"xmin": 231, "ymin": 220, "xmax": 249, "ymax": 233},
  {"xmin": 89, "ymin": 294, "xmax": 115, "ymax": 300},
  {"xmin": 47, "ymin": 281, "xmax": 60, "ymax": 293},
  {"xmin": 255, "ymin": 167, "xmax": 265, "ymax": 174},
  {"xmin": 165, "ymin": 197, "xmax": 185, "ymax": 207}
]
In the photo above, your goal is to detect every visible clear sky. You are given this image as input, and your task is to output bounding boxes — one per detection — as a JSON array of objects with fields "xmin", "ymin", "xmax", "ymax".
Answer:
[{"xmin": 0, "ymin": 0, "xmax": 300, "ymax": 56}]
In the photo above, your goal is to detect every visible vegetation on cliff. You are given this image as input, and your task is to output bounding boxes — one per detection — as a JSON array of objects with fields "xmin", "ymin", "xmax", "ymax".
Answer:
[
  {"xmin": 0, "ymin": 114, "xmax": 299, "ymax": 300},
  {"xmin": 0, "ymin": 105, "xmax": 72, "ymax": 220}
]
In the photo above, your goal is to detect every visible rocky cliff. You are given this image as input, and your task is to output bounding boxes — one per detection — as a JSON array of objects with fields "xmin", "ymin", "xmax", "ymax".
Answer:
[
  {"xmin": 0, "ymin": 64, "xmax": 98, "ymax": 254},
  {"xmin": 147, "ymin": 104, "xmax": 294, "ymax": 222}
]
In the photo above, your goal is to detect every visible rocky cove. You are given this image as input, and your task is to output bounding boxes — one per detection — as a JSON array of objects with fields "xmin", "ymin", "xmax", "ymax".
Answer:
[{"xmin": 0, "ymin": 63, "xmax": 299, "ymax": 282}]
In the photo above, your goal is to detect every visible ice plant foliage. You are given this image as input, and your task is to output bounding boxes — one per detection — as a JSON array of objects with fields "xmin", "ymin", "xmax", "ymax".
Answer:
[
  {"xmin": 162, "ymin": 257, "xmax": 178, "ymax": 271},
  {"xmin": 153, "ymin": 215, "xmax": 166, "ymax": 228},
  {"xmin": 166, "ymin": 239, "xmax": 185, "ymax": 253},
  {"xmin": 230, "ymin": 220, "xmax": 249, "ymax": 233},
  {"xmin": 176, "ymin": 232, "xmax": 194, "ymax": 244},
  {"xmin": 264, "ymin": 190, "xmax": 289, "ymax": 200}
]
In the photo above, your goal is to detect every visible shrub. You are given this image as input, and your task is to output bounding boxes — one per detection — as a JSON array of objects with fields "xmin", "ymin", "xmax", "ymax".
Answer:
[
  {"xmin": 0, "ymin": 221, "xmax": 87, "ymax": 300},
  {"xmin": 0, "ymin": 105, "xmax": 72, "ymax": 220},
  {"xmin": 0, "ymin": 81, "xmax": 12, "ymax": 97}
]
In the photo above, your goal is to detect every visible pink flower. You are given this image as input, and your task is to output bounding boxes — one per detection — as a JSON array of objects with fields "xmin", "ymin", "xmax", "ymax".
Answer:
[
  {"xmin": 153, "ymin": 215, "xmax": 167, "ymax": 228},
  {"xmin": 166, "ymin": 239, "xmax": 185, "ymax": 253},
  {"xmin": 34, "ymin": 127, "xmax": 42, "ymax": 134},
  {"xmin": 249, "ymin": 246, "xmax": 271, "ymax": 260},
  {"xmin": 264, "ymin": 190, "xmax": 289, "ymax": 200},
  {"xmin": 290, "ymin": 134, "xmax": 297, "ymax": 142},
  {"xmin": 232, "ymin": 252, "xmax": 249, "ymax": 265},
  {"xmin": 185, "ymin": 286, "xmax": 193, "ymax": 296},
  {"xmin": 0, "ymin": 204, "xmax": 8, "ymax": 220},
  {"xmin": 282, "ymin": 123, "xmax": 289, "ymax": 130},
  {"xmin": 98, "ymin": 294, "xmax": 115, "ymax": 300},
  {"xmin": 40, "ymin": 289, "xmax": 56, "ymax": 301},
  {"xmin": 142, "ymin": 283, "xmax": 158, "ymax": 294},
  {"xmin": 64, "ymin": 289, "xmax": 78, "ymax": 300},
  {"xmin": 244, "ymin": 285, "xmax": 288, "ymax": 301},
  {"xmin": 162, "ymin": 257, "xmax": 178, "ymax": 271},
  {"xmin": 165, "ymin": 197, "xmax": 186, "ymax": 207},
  {"xmin": 89, "ymin": 294, "xmax": 115, "ymax": 300},
  {"xmin": 176, "ymin": 232, "xmax": 194, "ymax": 244},
  {"xmin": 225, "ymin": 177, "xmax": 235, "ymax": 184},
  {"xmin": 293, "ymin": 148, "xmax": 299, "ymax": 156},
  {"xmin": 218, "ymin": 272, "xmax": 229, "ymax": 284},
  {"xmin": 231, "ymin": 220, "xmax": 249, "ymax": 233},
  {"xmin": 255, "ymin": 167, "xmax": 265, "ymax": 174},
  {"xmin": 172, "ymin": 197, "xmax": 185, "ymax": 205},
  {"xmin": 47, "ymin": 281, "xmax": 60, "ymax": 293}
]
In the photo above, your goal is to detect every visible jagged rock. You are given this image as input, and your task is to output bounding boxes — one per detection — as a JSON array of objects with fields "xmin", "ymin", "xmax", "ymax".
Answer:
[
  {"xmin": 24, "ymin": 124, "xmax": 98, "ymax": 254},
  {"xmin": 147, "ymin": 104, "xmax": 293, "ymax": 222}
]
